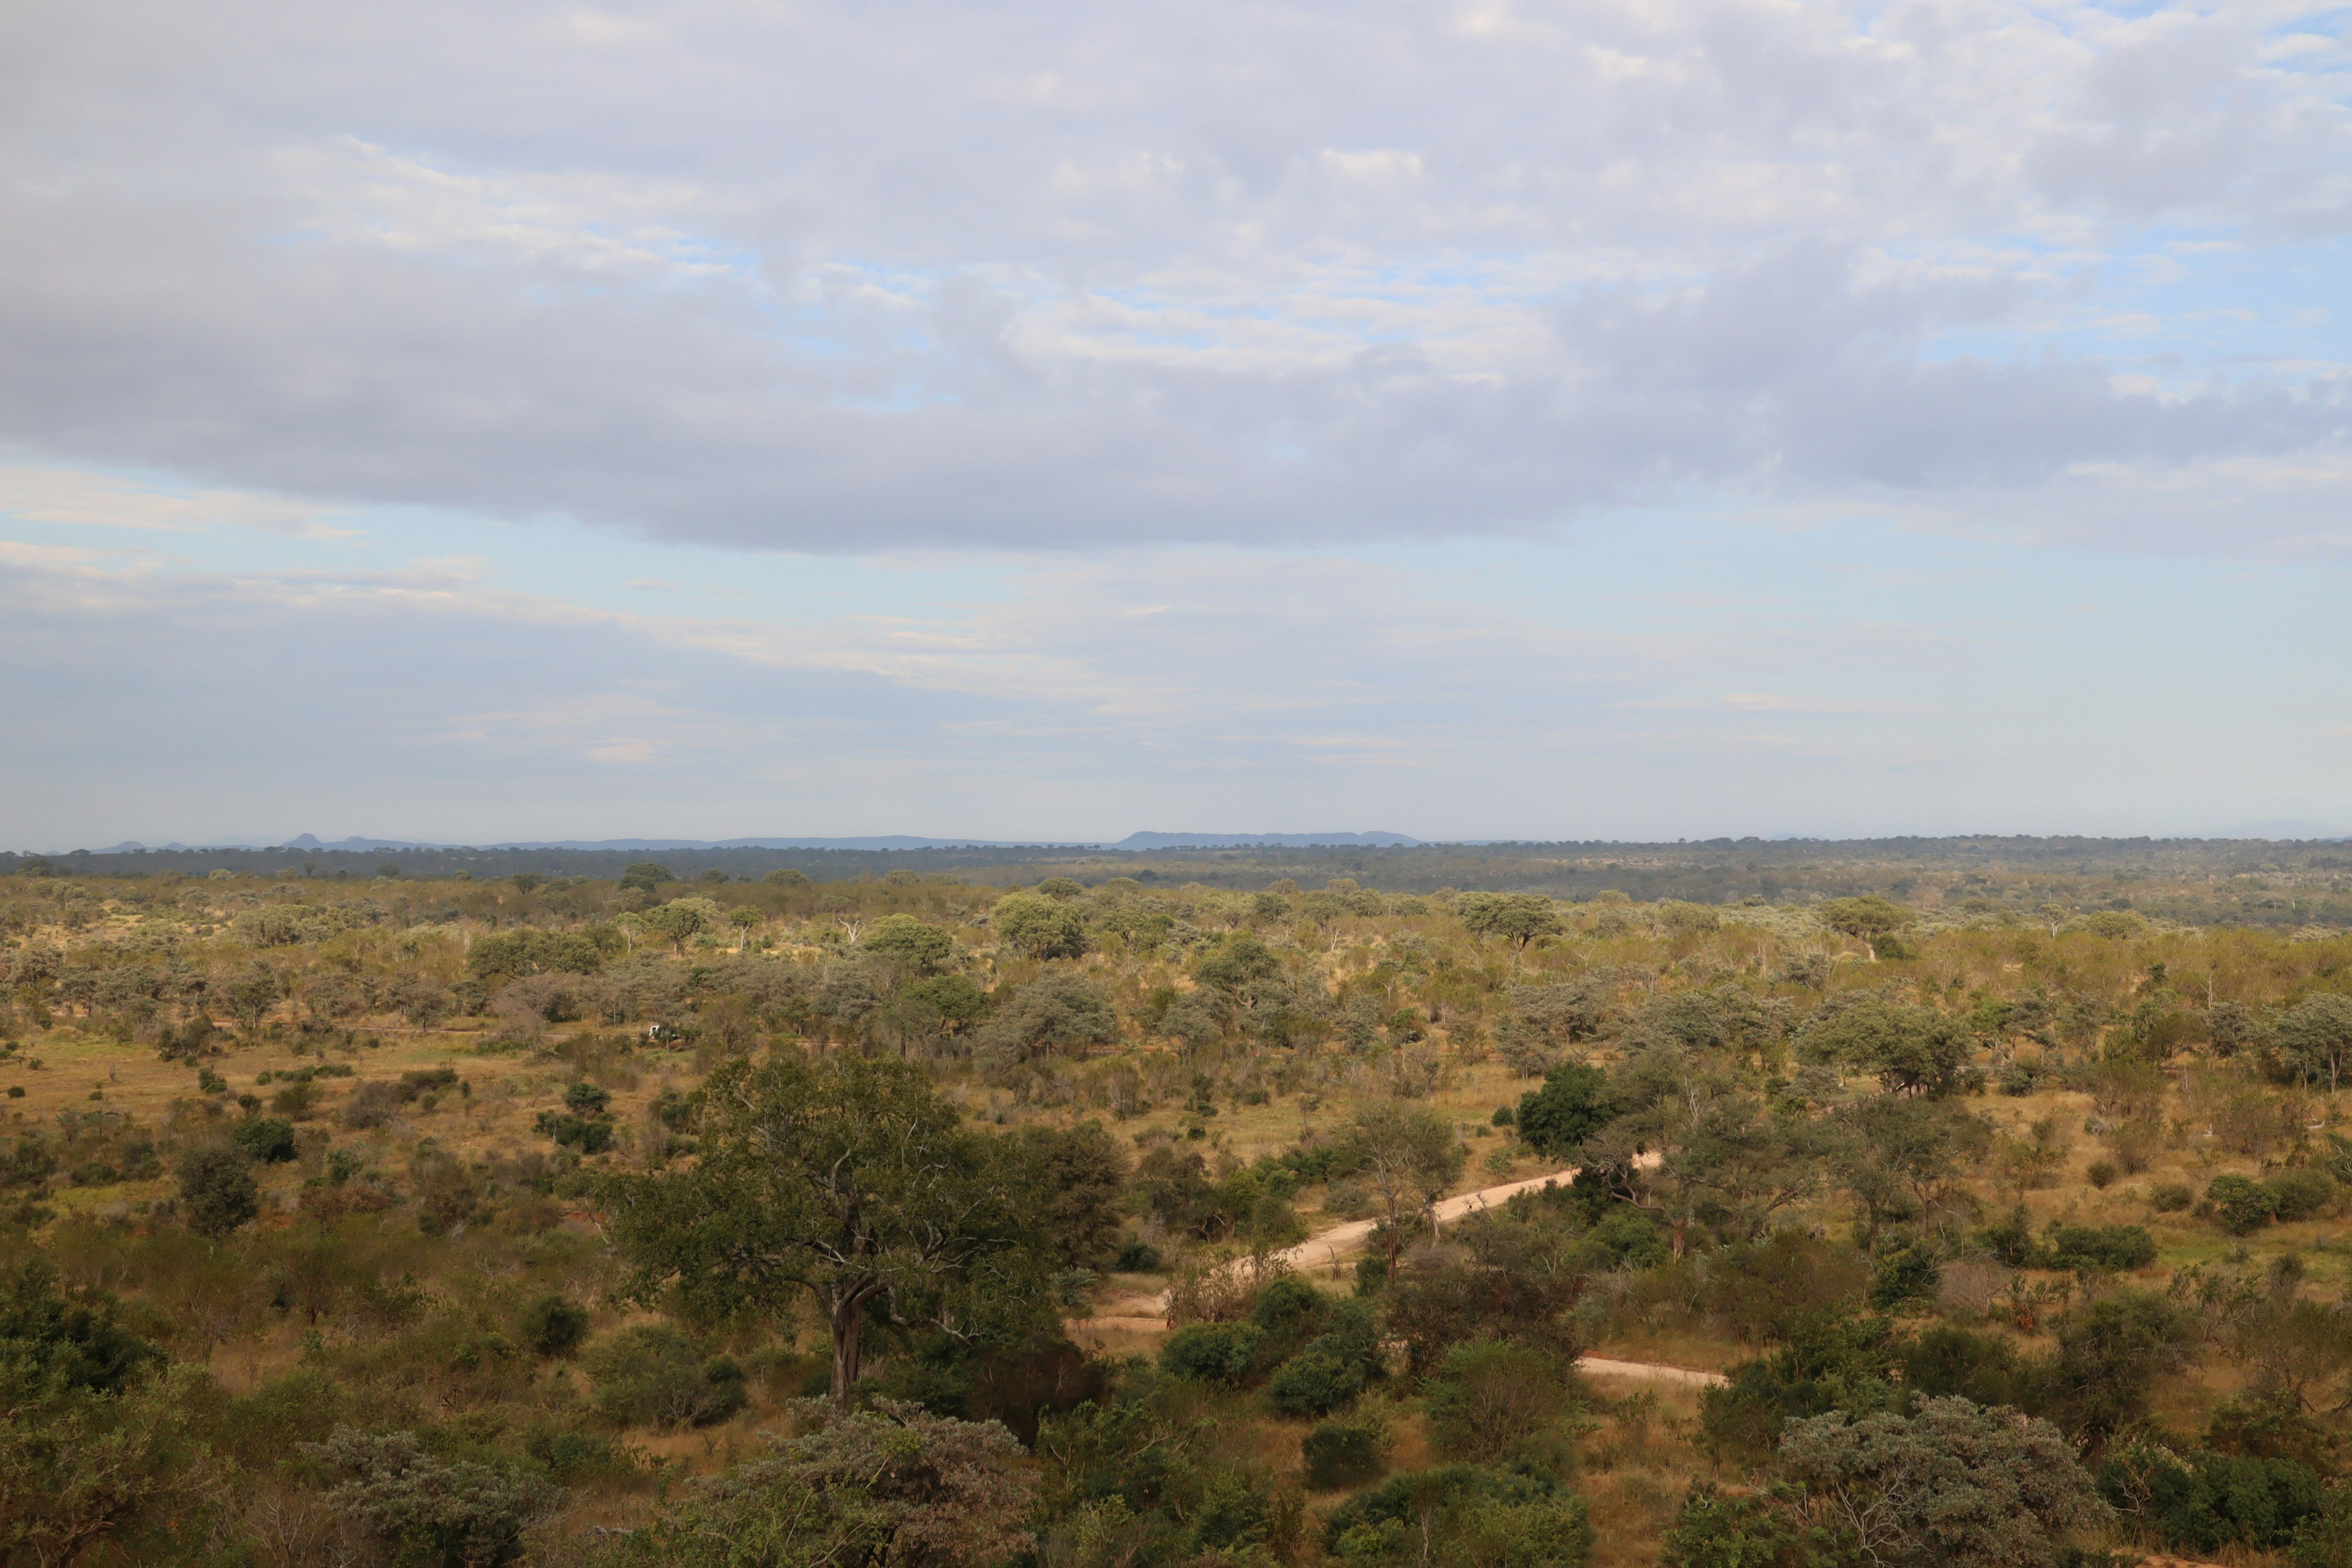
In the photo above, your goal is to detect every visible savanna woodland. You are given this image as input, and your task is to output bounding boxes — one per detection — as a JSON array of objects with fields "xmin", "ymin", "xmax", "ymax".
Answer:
[{"xmin": 12, "ymin": 840, "xmax": 2352, "ymax": 1568}]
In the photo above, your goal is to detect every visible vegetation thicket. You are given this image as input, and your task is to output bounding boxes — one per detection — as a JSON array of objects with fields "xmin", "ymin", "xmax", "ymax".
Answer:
[{"xmin": 6, "ymin": 851, "xmax": 2352, "ymax": 1568}]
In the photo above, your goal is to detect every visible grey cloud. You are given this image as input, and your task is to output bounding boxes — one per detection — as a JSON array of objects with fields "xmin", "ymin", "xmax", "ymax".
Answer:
[{"xmin": 0, "ymin": 0, "xmax": 2346, "ymax": 552}]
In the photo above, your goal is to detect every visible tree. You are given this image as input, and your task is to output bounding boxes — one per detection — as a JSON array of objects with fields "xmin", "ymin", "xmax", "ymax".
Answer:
[
  {"xmin": 1456, "ymin": 893, "xmax": 1563, "ymax": 965},
  {"xmin": 1830, "ymin": 1096, "xmax": 1991, "ymax": 1248},
  {"xmin": 864, "ymin": 915, "xmax": 957, "ymax": 973},
  {"xmin": 1817, "ymin": 897, "xmax": 1914, "ymax": 962},
  {"xmin": 1800, "ymin": 996, "xmax": 1971, "ymax": 1096},
  {"xmin": 1193, "ymin": 935, "xmax": 1286, "ymax": 1007},
  {"xmin": 1777, "ymin": 1397, "xmax": 2105, "ymax": 1568},
  {"xmin": 1515, "ymin": 1061, "xmax": 1617, "ymax": 1159},
  {"xmin": 1344, "ymin": 1101, "xmax": 1467, "ymax": 1272},
  {"xmin": 1586, "ymin": 1076, "xmax": 1822, "ymax": 1258},
  {"xmin": 177, "ymin": 1144, "xmax": 259, "ymax": 1238},
  {"xmin": 1423, "ymin": 1340, "xmax": 1572, "ymax": 1464},
  {"xmin": 2274, "ymin": 995, "xmax": 2352, "ymax": 1093},
  {"xmin": 619, "ymin": 862, "xmax": 676, "ymax": 894},
  {"xmin": 601, "ymin": 1053, "xmax": 1049, "ymax": 1402},
  {"xmin": 0, "ymin": 1361, "xmax": 225, "ymax": 1568},
  {"xmin": 991, "ymin": 895, "xmax": 1087, "ymax": 960},
  {"xmin": 1006, "ymin": 1122, "xmax": 1130, "ymax": 1270},
  {"xmin": 973, "ymin": 973, "xmax": 1118, "ymax": 1068},
  {"xmin": 641, "ymin": 897, "xmax": 723, "ymax": 956}
]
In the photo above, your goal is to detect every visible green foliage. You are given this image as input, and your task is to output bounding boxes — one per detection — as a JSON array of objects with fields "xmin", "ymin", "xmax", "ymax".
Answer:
[
  {"xmin": 0, "ymin": 1259, "xmax": 162, "ymax": 1394},
  {"xmin": 2044, "ymin": 1224, "xmax": 2157, "ymax": 1271},
  {"xmin": 517, "ymin": 1294, "xmax": 590, "ymax": 1359},
  {"xmin": 1866, "ymin": 1242, "xmax": 1940, "ymax": 1310},
  {"xmin": 469, "ymin": 927, "xmax": 608, "ymax": 979},
  {"xmin": 1267, "ymin": 1300, "xmax": 1384, "ymax": 1415},
  {"xmin": 1516, "ymin": 1062, "xmax": 1616, "ymax": 1159},
  {"xmin": 601, "ymin": 1052, "xmax": 1054, "ymax": 1401},
  {"xmin": 597, "ymin": 1397, "xmax": 1036, "ymax": 1568},
  {"xmin": 1701, "ymin": 1311, "xmax": 1905, "ymax": 1464},
  {"xmin": 2041, "ymin": 1289, "xmax": 2198, "ymax": 1443},
  {"xmin": 1799, "ymin": 995, "xmax": 1970, "ymax": 1095},
  {"xmin": 1304, "ymin": 1415, "xmax": 1390, "ymax": 1489},
  {"xmin": 1455, "ymin": 892, "xmax": 1566, "ymax": 955},
  {"xmin": 992, "ymin": 894, "xmax": 1088, "ymax": 959},
  {"xmin": 2210, "ymin": 1174, "xmax": 2280, "ymax": 1234},
  {"xmin": 1327, "ymin": 1464, "xmax": 1589, "ymax": 1568},
  {"xmin": 581, "ymin": 1325, "xmax": 748, "ymax": 1428},
  {"xmin": 1007, "ymin": 1122, "xmax": 1130, "ymax": 1269},
  {"xmin": 862, "ymin": 914, "xmax": 957, "ymax": 971},
  {"xmin": 304, "ymin": 1425, "xmax": 561, "ymax": 1568},
  {"xmin": 1778, "ymin": 1397, "xmax": 2106, "ymax": 1568},
  {"xmin": 233, "ymin": 1115, "xmax": 299, "ymax": 1163},
  {"xmin": 1660, "ymin": 1484, "xmax": 1801, "ymax": 1568},
  {"xmin": 2097, "ymin": 1444, "xmax": 2324, "ymax": 1553},
  {"xmin": 176, "ymin": 1143, "xmax": 260, "ymax": 1237},
  {"xmin": 1423, "ymin": 1339, "xmax": 1572, "ymax": 1463},
  {"xmin": 1159, "ymin": 1322, "xmax": 1264, "ymax": 1385}
]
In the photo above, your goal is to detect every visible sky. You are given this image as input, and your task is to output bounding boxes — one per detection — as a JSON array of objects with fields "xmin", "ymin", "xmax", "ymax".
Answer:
[{"xmin": 1, "ymin": 0, "xmax": 2348, "ymax": 848}]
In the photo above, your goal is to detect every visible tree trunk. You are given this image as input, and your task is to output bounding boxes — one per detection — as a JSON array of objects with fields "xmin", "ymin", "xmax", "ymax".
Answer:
[{"xmin": 829, "ymin": 1287, "xmax": 870, "ymax": 1403}]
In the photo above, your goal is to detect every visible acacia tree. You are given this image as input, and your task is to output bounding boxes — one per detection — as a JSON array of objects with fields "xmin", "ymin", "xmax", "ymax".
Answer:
[
  {"xmin": 1455, "ymin": 894, "xmax": 1563, "ymax": 967},
  {"xmin": 1818, "ymin": 897, "xmax": 1915, "ymax": 962},
  {"xmin": 600, "ymin": 1053, "xmax": 1049, "ymax": 1402},
  {"xmin": 1344, "ymin": 1101, "xmax": 1468, "ymax": 1272}
]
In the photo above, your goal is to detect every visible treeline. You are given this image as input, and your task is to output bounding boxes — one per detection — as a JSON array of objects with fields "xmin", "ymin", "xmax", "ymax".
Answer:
[{"xmin": 10, "ymin": 835, "xmax": 2352, "ymax": 926}]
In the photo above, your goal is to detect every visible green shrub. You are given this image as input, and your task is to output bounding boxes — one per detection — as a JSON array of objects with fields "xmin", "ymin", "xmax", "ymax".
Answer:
[
  {"xmin": 583, "ymin": 1325, "xmax": 748, "ymax": 1428},
  {"xmin": 1660, "ymin": 1483, "xmax": 1800, "ymax": 1568},
  {"xmin": 1423, "ymin": 1339, "xmax": 1569, "ymax": 1463},
  {"xmin": 1303, "ymin": 1415, "xmax": 1389, "ymax": 1490},
  {"xmin": 233, "ymin": 1116, "xmax": 298, "ymax": 1163},
  {"xmin": 519, "ymin": 1293, "xmax": 591, "ymax": 1359},
  {"xmin": 2098, "ymin": 1446, "xmax": 2324, "ymax": 1553},
  {"xmin": 2209, "ymin": 1174, "xmax": 2277, "ymax": 1234},
  {"xmin": 2086, "ymin": 1159, "xmax": 2119, "ymax": 1189},
  {"xmin": 1159, "ymin": 1322, "xmax": 1264, "ymax": 1385},
  {"xmin": 2268, "ymin": 1169, "xmax": 2336, "ymax": 1222},
  {"xmin": 1114, "ymin": 1239, "xmax": 1163, "ymax": 1273},
  {"xmin": 2045, "ymin": 1224, "xmax": 2157, "ymax": 1271},
  {"xmin": 1268, "ymin": 1348, "xmax": 1365, "ymax": 1415},
  {"xmin": 2150, "ymin": 1182, "xmax": 2195, "ymax": 1213},
  {"xmin": 1866, "ymin": 1243, "xmax": 1940, "ymax": 1310},
  {"xmin": 177, "ymin": 1143, "xmax": 259, "ymax": 1237}
]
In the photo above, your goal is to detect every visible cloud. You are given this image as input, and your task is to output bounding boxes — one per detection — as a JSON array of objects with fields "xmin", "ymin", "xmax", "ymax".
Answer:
[{"xmin": 0, "ymin": 0, "xmax": 2344, "ymax": 554}]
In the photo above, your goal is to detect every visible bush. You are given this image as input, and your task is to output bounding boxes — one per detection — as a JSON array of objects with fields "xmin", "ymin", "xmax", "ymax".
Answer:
[
  {"xmin": 583, "ymin": 1325, "xmax": 749, "ymax": 1428},
  {"xmin": 2098, "ymin": 1446, "xmax": 2324, "ymax": 1553},
  {"xmin": 1327, "ymin": 1465, "xmax": 1587, "ymax": 1568},
  {"xmin": 177, "ymin": 1144, "xmax": 259, "ymax": 1238},
  {"xmin": 2045, "ymin": 1224, "xmax": 2157, "ymax": 1272},
  {"xmin": 1114, "ymin": 1239, "xmax": 1163, "ymax": 1273},
  {"xmin": 1423, "ymin": 1339, "xmax": 1569, "ymax": 1463},
  {"xmin": 233, "ymin": 1116, "xmax": 298, "ymax": 1163},
  {"xmin": 304, "ymin": 1427, "xmax": 560, "ymax": 1568},
  {"xmin": 2209, "ymin": 1174, "xmax": 2278, "ymax": 1234},
  {"xmin": 1660, "ymin": 1483, "xmax": 1800, "ymax": 1568},
  {"xmin": 1303, "ymin": 1415, "xmax": 1389, "ymax": 1490},
  {"xmin": 2150, "ymin": 1183, "xmax": 2195, "ymax": 1213},
  {"xmin": 2087, "ymin": 1159, "xmax": 2119, "ymax": 1189},
  {"xmin": 1159, "ymin": 1322, "xmax": 1264, "ymax": 1385},
  {"xmin": 1866, "ymin": 1243, "xmax": 1940, "ymax": 1310},
  {"xmin": 518, "ymin": 1294, "xmax": 591, "ymax": 1359},
  {"xmin": 1268, "ymin": 1348, "xmax": 1365, "ymax": 1416},
  {"xmin": 2269, "ymin": 1169, "xmax": 2336, "ymax": 1222}
]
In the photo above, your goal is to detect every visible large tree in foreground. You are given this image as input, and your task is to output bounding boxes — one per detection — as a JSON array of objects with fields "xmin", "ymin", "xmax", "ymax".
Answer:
[{"xmin": 601, "ymin": 1052, "xmax": 1047, "ymax": 1402}]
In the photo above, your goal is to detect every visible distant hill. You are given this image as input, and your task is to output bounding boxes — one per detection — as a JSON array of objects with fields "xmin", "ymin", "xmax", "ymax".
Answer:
[{"xmin": 1111, "ymin": 831, "xmax": 1421, "ymax": 850}]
